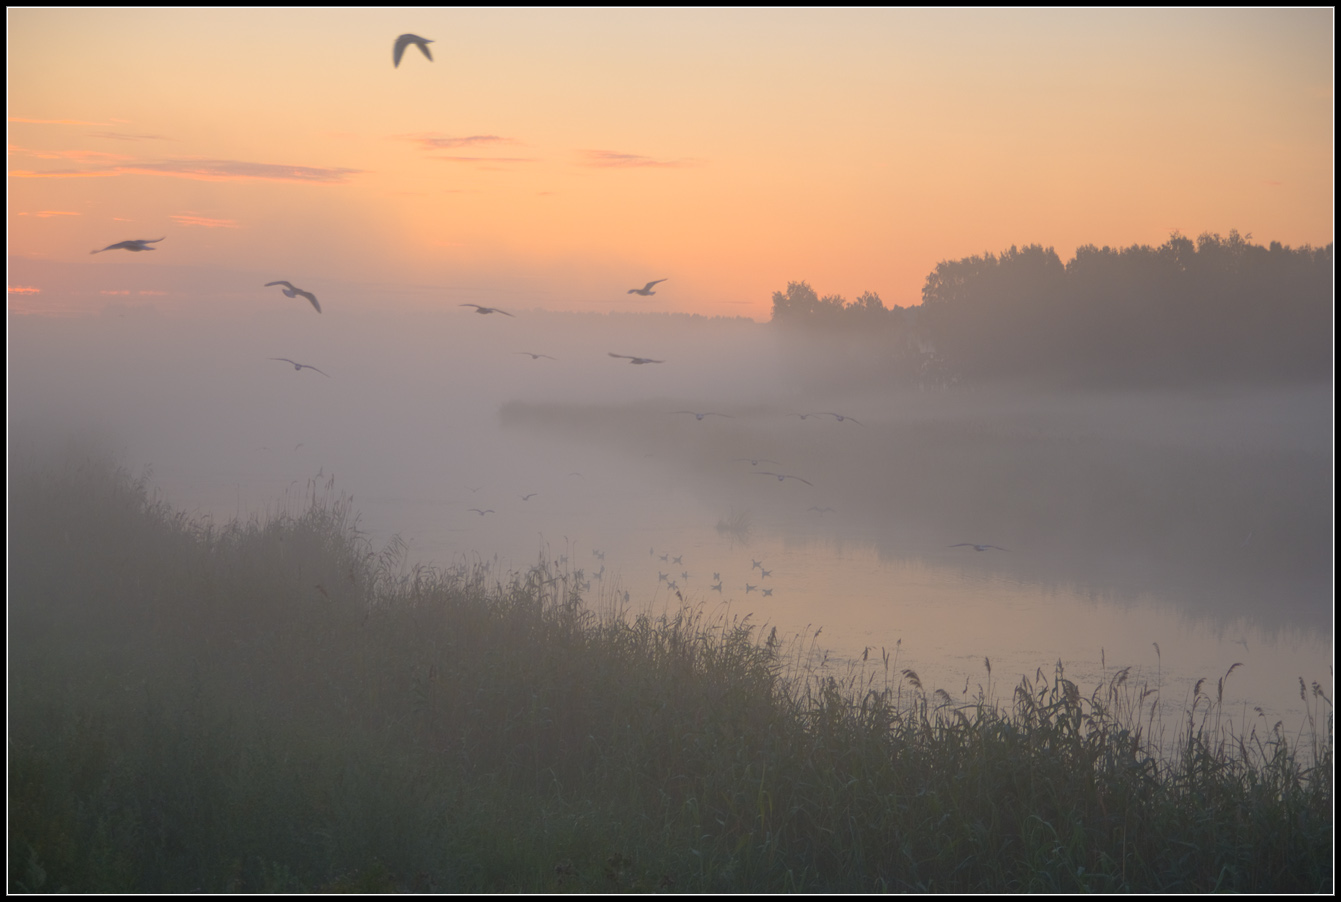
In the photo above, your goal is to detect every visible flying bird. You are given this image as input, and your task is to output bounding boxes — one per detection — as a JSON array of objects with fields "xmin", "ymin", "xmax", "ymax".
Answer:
[
  {"xmin": 516, "ymin": 352, "xmax": 555, "ymax": 360},
  {"xmin": 394, "ymin": 33, "xmax": 434, "ymax": 67},
  {"xmin": 949, "ymin": 543, "xmax": 1008, "ymax": 552},
  {"xmin": 733, "ymin": 457, "xmax": 779, "ymax": 467},
  {"xmin": 265, "ymin": 281, "xmax": 321, "ymax": 313},
  {"xmin": 675, "ymin": 410, "xmax": 732, "ymax": 420},
  {"xmin": 800, "ymin": 412, "xmax": 864, "ymax": 425},
  {"xmin": 461, "ymin": 304, "xmax": 513, "ymax": 316},
  {"xmin": 609, "ymin": 353, "xmax": 664, "ymax": 365},
  {"xmin": 761, "ymin": 588, "xmax": 773, "ymax": 597},
  {"xmin": 520, "ymin": 493, "xmax": 539, "ymax": 501},
  {"xmin": 91, "ymin": 237, "xmax": 163, "ymax": 254},
  {"xmin": 468, "ymin": 508, "xmax": 495, "ymax": 516},
  {"xmin": 757, "ymin": 471, "xmax": 813, "ymax": 486},
  {"xmin": 627, "ymin": 279, "xmax": 667, "ymax": 296},
  {"xmin": 745, "ymin": 584, "xmax": 757, "ymax": 594},
  {"xmin": 269, "ymin": 358, "xmax": 329, "ymax": 377}
]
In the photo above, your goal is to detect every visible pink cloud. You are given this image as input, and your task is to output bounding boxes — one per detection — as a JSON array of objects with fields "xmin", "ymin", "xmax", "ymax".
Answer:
[
  {"xmin": 170, "ymin": 213, "xmax": 239, "ymax": 228},
  {"xmin": 88, "ymin": 132, "xmax": 173, "ymax": 142},
  {"xmin": 8, "ymin": 117, "xmax": 106, "ymax": 125},
  {"xmin": 579, "ymin": 150, "xmax": 698, "ymax": 169},
  {"xmin": 7, "ymin": 285, "xmax": 41, "ymax": 295},
  {"xmin": 9, "ymin": 157, "xmax": 363, "ymax": 184},
  {"xmin": 401, "ymin": 133, "xmax": 516, "ymax": 150},
  {"xmin": 431, "ymin": 156, "xmax": 537, "ymax": 164}
]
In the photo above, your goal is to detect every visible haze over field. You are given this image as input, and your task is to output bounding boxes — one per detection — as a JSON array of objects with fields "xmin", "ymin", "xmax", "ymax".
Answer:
[{"xmin": 7, "ymin": 9, "xmax": 1334, "ymax": 722}]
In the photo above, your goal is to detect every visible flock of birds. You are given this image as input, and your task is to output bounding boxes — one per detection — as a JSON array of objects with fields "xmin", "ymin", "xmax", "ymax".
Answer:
[{"xmin": 87, "ymin": 30, "xmax": 1008, "ymax": 616}]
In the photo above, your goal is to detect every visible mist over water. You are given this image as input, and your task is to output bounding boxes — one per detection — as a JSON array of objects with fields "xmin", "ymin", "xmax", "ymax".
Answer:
[{"xmin": 8, "ymin": 287, "xmax": 1332, "ymax": 735}]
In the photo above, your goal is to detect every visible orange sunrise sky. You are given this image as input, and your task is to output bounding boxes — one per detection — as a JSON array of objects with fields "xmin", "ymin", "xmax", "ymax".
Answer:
[{"xmin": 7, "ymin": 8, "xmax": 1334, "ymax": 318}]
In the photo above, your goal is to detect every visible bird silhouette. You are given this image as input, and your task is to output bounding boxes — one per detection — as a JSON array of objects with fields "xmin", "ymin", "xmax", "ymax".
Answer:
[
  {"xmin": 627, "ymin": 279, "xmax": 667, "ymax": 296},
  {"xmin": 675, "ymin": 410, "xmax": 732, "ymax": 420},
  {"xmin": 516, "ymin": 352, "xmax": 555, "ymax": 360},
  {"xmin": 745, "ymin": 584, "xmax": 757, "ymax": 593},
  {"xmin": 761, "ymin": 588, "xmax": 773, "ymax": 597},
  {"xmin": 91, "ymin": 237, "xmax": 163, "ymax": 254},
  {"xmin": 394, "ymin": 33, "xmax": 434, "ymax": 67},
  {"xmin": 461, "ymin": 304, "xmax": 513, "ymax": 316},
  {"xmin": 265, "ymin": 281, "xmax": 321, "ymax": 313},
  {"xmin": 270, "ymin": 358, "xmax": 329, "ymax": 377},
  {"xmin": 949, "ymin": 543, "xmax": 1008, "ymax": 552},
  {"xmin": 609, "ymin": 353, "xmax": 664, "ymax": 365},
  {"xmin": 733, "ymin": 457, "xmax": 779, "ymax": 467},
  {"xmin": 520, "ymin": 493, "xmax": 539, "ymax": 501},
  {"xmin": 801, "ymin": 411, "xmax": 864, "ymax": 425},
  {"xmin": 468, "ymin": 508, "xmax": 495, "ymax": 516},
  {"xmin": 757, "ymin": 471, "xmax": 813, "ymax": 486}
]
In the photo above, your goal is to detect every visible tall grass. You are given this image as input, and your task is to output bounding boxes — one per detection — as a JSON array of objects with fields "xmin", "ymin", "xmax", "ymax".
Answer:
[{"xmin": 8, "ymin": 446, "xmax": 1332, "ymax": 892}]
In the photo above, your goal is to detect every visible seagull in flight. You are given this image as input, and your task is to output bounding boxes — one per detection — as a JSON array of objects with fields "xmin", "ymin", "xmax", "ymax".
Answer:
[
  {"xmin": 468, "ymin": 508, "xmax": 495, "ymax": 516},
  {"xmin": 461, "ymin": 304, "xmax": 513, "ymax": 316},
  {"xmin": 394, "ymin": 33, "xmax": 434, "ymax": 67},
  {"xmin": 675, "ymin": 410, "xmax": 732, "ymax": 420},
  {"xmin": 950, "ymin": 543, "xmax": 1008, "ymax": 552},
  {"xmin": 265, "ymin": 281, "xmax": 321, "ymax": 313},
  {"xmin": 627, "ymin": 279, "xmax": 667, "ymax": 296},
  {"xmin": 733, "ymin": 457, "xmax": 779, "ymax": 467},
  {"xmin": 516, "ymin": 352, "xmax": 555, "ymax": 360},
  {"xmin": 91, "ymin": 237, "xmax": 163, "ymax": 254},
  {"xmin": 270, "ymin": 358, "xmax": 330, "ymax": 377},
  {"xmin": 609, "ymin": 353, "xmax": 663, "ymax": 365},
  {"xmin": 800, "ymin": 412, "xmax": 864, "ymax": 425},
  {"xmin": 520, "ymin": 493, "xmax": 539, "ymax": 501},
  {"xmin": 757, "ymin": 471, "xmax": 813, "ymax": 486}
]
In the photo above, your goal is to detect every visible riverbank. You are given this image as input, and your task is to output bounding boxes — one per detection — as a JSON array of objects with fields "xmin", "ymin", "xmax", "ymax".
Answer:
[{"xmin": 9, "ymin": 444, "xmax": 1332, "ymax": 892}]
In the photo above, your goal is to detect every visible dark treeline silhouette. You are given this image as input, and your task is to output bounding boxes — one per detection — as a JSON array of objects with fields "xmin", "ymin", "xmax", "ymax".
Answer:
[{"xmin": 772, "ymin": 232, "xmax": 1333, "ymax": 386}]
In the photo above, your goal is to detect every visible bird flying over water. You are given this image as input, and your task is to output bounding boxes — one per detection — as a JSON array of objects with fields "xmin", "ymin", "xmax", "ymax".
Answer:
[
  {"xmin": 757, "ymin": 471, "xmax": 813, "ymax": 486},
  {"xmin": 950, "ymin": 543, "xmax": 1008, "ymax": 552},
  {"xmin": 91, "ymin": 237, "xmax": 164, "ymax": 254},
  {"xmin": 516, "ymin": 352, "xmax": 555, "ymax": 360},
  {"xmin": 394, "ymin": 33, "xmax": 434, "ymax": 67},
  {"xmin": 265, "ymin": 281, "xmax": 321, "ymax": 313},
  {"xmin": 627, "ymin": 279, "xmax": 667, "ymax": 296},
  {"xmin": 609, "ymin": 353, "xmax": 664, "ymax": 365},
  {"xmin": 270, "ymin": 358, "xmax": 329, "ymax": 377},
  {"xmin": 461, "ymin": 304, "xmax": 513, "ymax": 316}
]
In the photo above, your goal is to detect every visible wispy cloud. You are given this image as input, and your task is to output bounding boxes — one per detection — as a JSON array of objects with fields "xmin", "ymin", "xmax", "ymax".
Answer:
[
  {"xmin": 8, "ymin": 157, "xmax": 363, "ymax": 184},
  {"xmin": 401, "ymin": 133, "xmax": 517, "ymax": 151},
  {"xmin": 9, "ymin": 146, "xmax": 133, "ymax": 162},
  {"xmin": 88, "ymin": 132, "xmax": 173, "ymax": 142},
  {"xmin": 14, "ymin": 210, "xmax": 83, "ymax": 218},
  {"xmin": 578, "ymin": 150, "xmax": 699, "ymax": 169},
  {"xmin": 432, "ymin": 156, "xmax": 537, "ymax": 164},
  {"xmin": 8, "ymin": 285, "xmax": 41, "ymax": 295},
  {"xmin": 8, "ymin": 117, "xmax": 107, "ymax": 126},
  {"xmin": 170, "ymin": 213, "xmax": 240, "ymax": 229}
]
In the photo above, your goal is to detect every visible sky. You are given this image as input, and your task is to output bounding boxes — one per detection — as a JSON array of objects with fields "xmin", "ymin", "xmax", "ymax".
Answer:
[{"xmin": 7, "ymin": 8, "xmax": 1335, "ymax": 318}]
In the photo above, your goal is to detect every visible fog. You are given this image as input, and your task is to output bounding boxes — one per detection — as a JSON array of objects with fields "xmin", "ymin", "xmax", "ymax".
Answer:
[{"xmin": 8, "ymin": 266, "xmax": 1332, "ymax": 726}]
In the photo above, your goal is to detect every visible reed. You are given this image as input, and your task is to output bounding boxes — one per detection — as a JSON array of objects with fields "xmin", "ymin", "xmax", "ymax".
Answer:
[{"xmin": 8, "ymin": 448, "xmax": 1331, "ymax": 892}]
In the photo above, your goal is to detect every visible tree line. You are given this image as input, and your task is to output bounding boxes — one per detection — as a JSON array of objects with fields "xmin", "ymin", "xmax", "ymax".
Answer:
[{"xmin": 771, "ymin": 232, "xmax": 1333, "ymax": 386}]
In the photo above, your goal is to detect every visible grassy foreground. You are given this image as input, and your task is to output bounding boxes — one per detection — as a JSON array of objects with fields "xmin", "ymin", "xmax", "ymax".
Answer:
[{"xmin": 8, "ymin": 446, "xmax": 1332, "ymax": 892}]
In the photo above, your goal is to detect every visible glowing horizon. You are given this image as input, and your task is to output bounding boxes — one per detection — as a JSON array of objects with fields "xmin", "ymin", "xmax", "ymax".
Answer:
[{"xmin": 8, "ymin": 8, "xmax": 1333, "ymax": 318}]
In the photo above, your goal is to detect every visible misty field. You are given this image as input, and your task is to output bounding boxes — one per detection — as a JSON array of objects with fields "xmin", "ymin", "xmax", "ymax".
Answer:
[{"xmin": 8, "ymin": 444, "xmax": 1332, "ymax": 893}]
